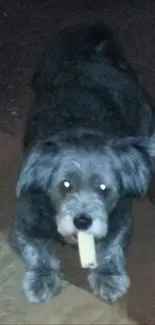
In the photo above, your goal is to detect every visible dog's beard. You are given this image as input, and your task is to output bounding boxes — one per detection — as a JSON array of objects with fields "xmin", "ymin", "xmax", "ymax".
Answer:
[{"xmin": 55, "ymin": 192, "xmax": 109, "ymax": 243}]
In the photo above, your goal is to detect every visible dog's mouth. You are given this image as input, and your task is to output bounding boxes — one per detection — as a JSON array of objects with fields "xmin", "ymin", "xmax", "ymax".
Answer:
[
  {"xmin": 57, "ymin": 214, "xmax": 108, "ymax": 243},
  {"xmin": 63, "ymin": 233, "xmax": 101, "ymax": 245},
  {"xmin": 63, "ymin": 234, "xmax": 78, "ymax": 245}
]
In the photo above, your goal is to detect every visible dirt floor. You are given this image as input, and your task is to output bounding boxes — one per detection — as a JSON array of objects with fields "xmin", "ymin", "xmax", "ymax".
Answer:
[{"xmin": 1, "ymin": 0, "xmax": 155, "ymax": 323}]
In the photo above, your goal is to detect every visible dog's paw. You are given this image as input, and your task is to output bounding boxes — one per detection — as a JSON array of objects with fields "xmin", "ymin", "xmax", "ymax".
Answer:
[
  {"xmin": 88, "ymin": 271, "xmax": 130, "ymax": 303},
  {"xmin": 23, "ymin": 269, "xmax": 68, "ymax": 303}
]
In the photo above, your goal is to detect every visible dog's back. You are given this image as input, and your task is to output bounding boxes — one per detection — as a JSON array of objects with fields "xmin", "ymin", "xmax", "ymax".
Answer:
[
  {"xmin": 32, "ymin": 24, "xmax": 115, "ymax": 91},
  {"xmin": 24, "ymin": 23, "xmax": 154, "ymax": 148}
]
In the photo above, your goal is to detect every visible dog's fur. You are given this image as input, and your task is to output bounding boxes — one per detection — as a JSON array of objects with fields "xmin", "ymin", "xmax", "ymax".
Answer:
[{"xmin": 11, "ymin": 23, "xmax": 155, "ymax": 303}]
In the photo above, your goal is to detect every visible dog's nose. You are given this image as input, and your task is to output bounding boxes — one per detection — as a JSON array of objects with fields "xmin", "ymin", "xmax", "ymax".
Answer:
[{"xmin": 73, "ymin": 214, "xmax": 92, "ymax": 230}]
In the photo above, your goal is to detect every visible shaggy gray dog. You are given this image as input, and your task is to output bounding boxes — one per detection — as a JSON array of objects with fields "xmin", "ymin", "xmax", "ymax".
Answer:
[{"xmin": 11, "ymin": 23, "xmax": 155, "ymax": 303}]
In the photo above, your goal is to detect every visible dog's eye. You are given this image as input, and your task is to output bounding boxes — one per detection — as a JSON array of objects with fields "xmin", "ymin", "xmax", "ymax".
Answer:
[
  {"xmin": 99, "ymin": 183, "xmax": 106, "ymax": 191},
  {"xmin": 99, "ymin": 184, "xmax": 110, "ymax": 197},
  {"xmin": 64, "ymin": 181, "xmax": 71, "ymax": 188},
  {"xmin": 59, "ymin": 180, "xmax": 74, "ymax": 195},
  {"xmin": 62, "ymin": 181, "xmax": 73, "ymax": 192}
]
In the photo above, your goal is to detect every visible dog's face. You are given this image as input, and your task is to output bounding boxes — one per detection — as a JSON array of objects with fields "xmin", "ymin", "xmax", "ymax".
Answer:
[
  {"xmin": 49, "ymin": 148, "xmax": 120, "ymax": 241},
  {"xmin": 17, "ymin": 136, "xmax": 152, "ymax": 243}
]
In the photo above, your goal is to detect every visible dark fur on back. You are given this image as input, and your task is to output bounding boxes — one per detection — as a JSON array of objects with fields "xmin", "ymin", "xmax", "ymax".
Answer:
[
  {"xmin": 20, "ymin": 23, "xmax": 155, "ymax": 199},
  {"xmin": 26, "ymin": 24, "xmax": 154, "ymax": 141},
  {"xmin": 11, "ymin": 23, "xmax": 155, "ymax": 304}
]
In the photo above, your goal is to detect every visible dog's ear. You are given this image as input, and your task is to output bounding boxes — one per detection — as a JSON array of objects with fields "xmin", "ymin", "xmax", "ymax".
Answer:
[
  {"xmin": 16, "ymin": 140, "xmax": 60, "ymax": 198},
  {"xmin": 110, "ymin": 137, "xmax": 154, "ymax": 198},
  {"xmin": 96, "ymin": 36, "xmax": 135, "ymax": 76}
]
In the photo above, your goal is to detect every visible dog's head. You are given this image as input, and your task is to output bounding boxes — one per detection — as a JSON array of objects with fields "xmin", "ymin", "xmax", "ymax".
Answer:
[
  {"xmin": 17, "ymin": 134, "xmax": 154, "ymax": 241},
  {"xmin": 49, "ymin": 146, "xmax": 119, "ymax": 240}
]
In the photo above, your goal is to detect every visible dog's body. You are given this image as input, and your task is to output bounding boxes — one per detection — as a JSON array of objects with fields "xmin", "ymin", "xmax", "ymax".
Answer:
[{"xmin": 11, "ymin": 24, "xmax": 155, "ymax": 303}]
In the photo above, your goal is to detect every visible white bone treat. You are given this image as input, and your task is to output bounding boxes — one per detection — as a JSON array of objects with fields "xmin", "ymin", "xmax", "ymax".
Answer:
[{"xmin": 77, "ymin": 232, "xmax": 97, "ymax": 269}]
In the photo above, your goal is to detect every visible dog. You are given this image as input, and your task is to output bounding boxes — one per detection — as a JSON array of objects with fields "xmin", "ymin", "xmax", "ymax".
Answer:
[{"xmin": 11, "ymin": 23, "xmax": 155, "ymax": 304}]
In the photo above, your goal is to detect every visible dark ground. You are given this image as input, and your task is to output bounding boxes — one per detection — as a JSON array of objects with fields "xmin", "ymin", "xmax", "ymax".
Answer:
[{"xmin": 1, "ymin": 0, "xmax": 155, "ymax": 323}]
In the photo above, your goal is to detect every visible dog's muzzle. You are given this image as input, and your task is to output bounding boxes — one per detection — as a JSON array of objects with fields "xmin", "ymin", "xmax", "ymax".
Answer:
[{"xmin": 57, "ymin": 214, "xmax": 108, "ymax": 241}]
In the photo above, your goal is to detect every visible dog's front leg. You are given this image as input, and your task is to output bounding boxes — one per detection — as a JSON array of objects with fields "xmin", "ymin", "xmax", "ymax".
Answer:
[
  {"xmin": 11, "ymin": 189, "xmax": 67, "ymax": 303},
  {"xmin": 88, "ymin": 211, "xmax": 132, "ymax": 303}
]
